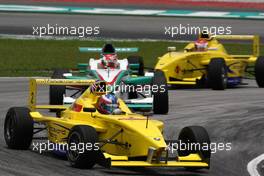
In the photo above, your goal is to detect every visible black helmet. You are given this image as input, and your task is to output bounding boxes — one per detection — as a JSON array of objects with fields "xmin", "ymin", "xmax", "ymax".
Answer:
[
  {"xmin": 102, "ymin": 43, "xmax": 116, "ymax": 54},
  {"xmin": 199, "ymin": 30, "xmax": 212, "ymax": 40}
]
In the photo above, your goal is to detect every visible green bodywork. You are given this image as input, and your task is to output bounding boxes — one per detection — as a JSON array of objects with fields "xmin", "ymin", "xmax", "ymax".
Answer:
[
  {"xmin": 127, "ymin": 104, "xmax": 152, "ymax": 110},
  {"xmin": 124, "ymin": 76, "xmax": 153, "ymax": 85},
  {"xmin": 77, "ymin": 63, "xmax": 88, "ymax": 73}
]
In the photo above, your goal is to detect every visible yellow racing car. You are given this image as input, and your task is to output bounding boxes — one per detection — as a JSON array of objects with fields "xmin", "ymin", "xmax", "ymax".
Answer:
[
  {"xmin": 4, "ymin": 78, "xmax": 210, "ymax": 170},
  {"xmin": 155, "ymin": 33, "xmax": 264, "ymax": 90}
]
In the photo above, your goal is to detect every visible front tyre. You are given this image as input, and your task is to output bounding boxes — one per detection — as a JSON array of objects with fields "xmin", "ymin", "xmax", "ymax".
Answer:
[
  {"xmin": 255, "ymin": 56, "xmax": 264, "ymax": 87},
  {"xmin": 4, "ymin": 107, "xmax": 33, "ymax": 149},
  {"xmin": 208, "ymin": 58, "xmax": 227, "ymax": 90},
  {"xmin": 178, "ymin": 126, "xmax": 211, "ymax": 170},
  {"xmin": 49, "ymin": 69, "xmax": 69, "ymax": 111},
  {"xmin": 67, "ymin": 125, "xmax": 99, "ymax": 169},
  {"xmin": 152, "ymin": 70, "xmax": 168, "ymax": 114}
]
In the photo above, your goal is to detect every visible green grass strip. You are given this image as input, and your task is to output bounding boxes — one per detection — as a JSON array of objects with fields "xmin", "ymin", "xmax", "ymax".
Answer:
[{"xmin": 0, "ymin": 38, "xmax": 263, "ymax": 76}]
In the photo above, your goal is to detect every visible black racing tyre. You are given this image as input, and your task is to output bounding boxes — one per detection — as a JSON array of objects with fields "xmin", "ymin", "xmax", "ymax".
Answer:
[
  {"xmin": 255, "ymin": 56, "xmax": 264, "ymax": 88},
  {"xmin": 67, "ymin": 125, "xmax": 99, "ymax": 169},
  {"xmin": 51, "ymin": 68, "xmax": 69, "ymax": 79},
  {"xmin": 196, "ymin": 75, "xmax": 208, "ymax": 88},
  {"xmin": 152, "ymin": 70, "xmax": 168, "ymax": 114},
  {"xmin": 4, "ymin": 107, "xmax": 33, "ymax": 150},
  {"xmin": 49, "ymin": 69, "xmax": 69, "ymax": 111},
  {"xmin": 127, "ymin": 85, "xmax": 138, "ymax": 99},
  {"xmin": 207, "ymin": 58, "xmax": 227, "ymax": 90},
  {"xmin": 178, "ymin": 126, "xmax": 211, "ymax": 164},
  {"xmin": 128, "ymin": 90, "xmax": 138, "ymax": 99},
  {"xmin": 127, "ymin": 56, "xmax": 144, "ymax": 76}
]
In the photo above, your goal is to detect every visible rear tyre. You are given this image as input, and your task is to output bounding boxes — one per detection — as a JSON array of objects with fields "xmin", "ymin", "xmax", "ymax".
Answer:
[
  {"xmin": 49, "ymin": 69, "xmax": 69, "ymax": 111},
  {"xmin": 255, "ymin": 56, "xmax": 264, "ymax": 87},
  {"xmin": 4, "ymin": 107, "xmax": 33, "ymax": 149},
  {"xmin": 178, "ymin": 126, "xmax": 211, "ymax": 170},
  {"xmin": 128, "ymin": 89, "xmax": 138, "ymax": 99},
  {"xmin": 67, "ymin": 125, "xmax": 99, "ymax": 169},
  {"xmin": 207, "ymin": 58, "xmax": 227, "ymax": 90},
  {"xmin": 127, "ymin": 56, "xmax": 144, "ymax": 76},
  {"xmin": 152, "ymin": 70, "xmax": 168, "ymax": 114}
]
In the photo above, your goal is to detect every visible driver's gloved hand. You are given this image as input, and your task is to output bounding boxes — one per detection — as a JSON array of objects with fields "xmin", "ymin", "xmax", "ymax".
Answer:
[{"xmin": 112, "ymin": 108, "xmax": 123, "ymax": 115}]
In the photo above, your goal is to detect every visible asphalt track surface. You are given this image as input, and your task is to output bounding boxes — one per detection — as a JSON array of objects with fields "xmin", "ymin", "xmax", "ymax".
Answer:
[
  {"xmin": 0, "ymin": 78, "xmax": 264, "ymax": 176},
  {"xmin": 1, "ymin": 12, "xmax": 264, "ymax": 41}
]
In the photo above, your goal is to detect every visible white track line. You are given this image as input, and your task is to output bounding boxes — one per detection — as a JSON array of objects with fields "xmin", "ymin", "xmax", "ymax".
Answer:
[
  {"xmin": 247, "ymin": 153, "xmax": 264, "ymax": 176},
  {"xmin": 0, "ymin": 34, "xmax": 191, "ymax": 43}
]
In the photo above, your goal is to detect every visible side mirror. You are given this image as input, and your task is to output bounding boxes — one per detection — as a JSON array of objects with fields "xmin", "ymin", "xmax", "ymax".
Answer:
[
  {"xmin": 83, "ymin": 107, "xmax": 96, "ymax": 113},
  {"xmin": 168, "ymin": 46, "xmax": 176, "ymax": 52}
]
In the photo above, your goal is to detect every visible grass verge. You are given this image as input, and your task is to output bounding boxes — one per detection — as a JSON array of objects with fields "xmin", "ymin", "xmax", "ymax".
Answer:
[{"xmin": 0, "ymin": 38, "xmax": 263, "ymax": 76}]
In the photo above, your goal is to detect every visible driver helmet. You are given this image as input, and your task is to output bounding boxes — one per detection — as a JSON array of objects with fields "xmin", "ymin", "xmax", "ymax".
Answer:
[
  {"xmin": 199, "ymin": 30, "xmax": 212, "ymax": 41},
  {"xmin": 101, "ymin": 43, "xmax": 118, "ymax": 68},
  {"xmin": 96, "ymin": 93, "xmax": 119, "ymax": 114}
]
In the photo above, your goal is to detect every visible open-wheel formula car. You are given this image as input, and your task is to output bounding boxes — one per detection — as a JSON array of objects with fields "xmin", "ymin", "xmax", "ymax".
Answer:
[
  {"xmin": 4, "ymin": 78, "xmax": 211, "ymax": 170},
  {"xmin": 50, "ymin": 44, "xmax": 168, "ymax": 114},
  {"xmin": 155, "ymin": 34, "xmax": 264, "ymax": 90}
]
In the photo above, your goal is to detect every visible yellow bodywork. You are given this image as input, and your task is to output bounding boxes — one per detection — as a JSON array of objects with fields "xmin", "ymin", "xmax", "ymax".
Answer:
[
  {"xmin": 28, "ymin": 78, "xmax": 209, "ymax": 168},
  {"xmin": 155, "ymin": 35, "xmax": 259, "ymax": 85}
]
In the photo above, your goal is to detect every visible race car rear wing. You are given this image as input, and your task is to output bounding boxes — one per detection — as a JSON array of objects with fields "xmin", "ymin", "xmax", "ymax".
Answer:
[
  {"xmin": 79, "ymin": 47, "xmax": 139, "ymax": 53},
  {"xmin": 29, "ymin": 78, "xmax": 95, "ymax": 111},
  {"xmin": 215, "ymin": 35, "xmax": 260, "ymax": 57}
]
